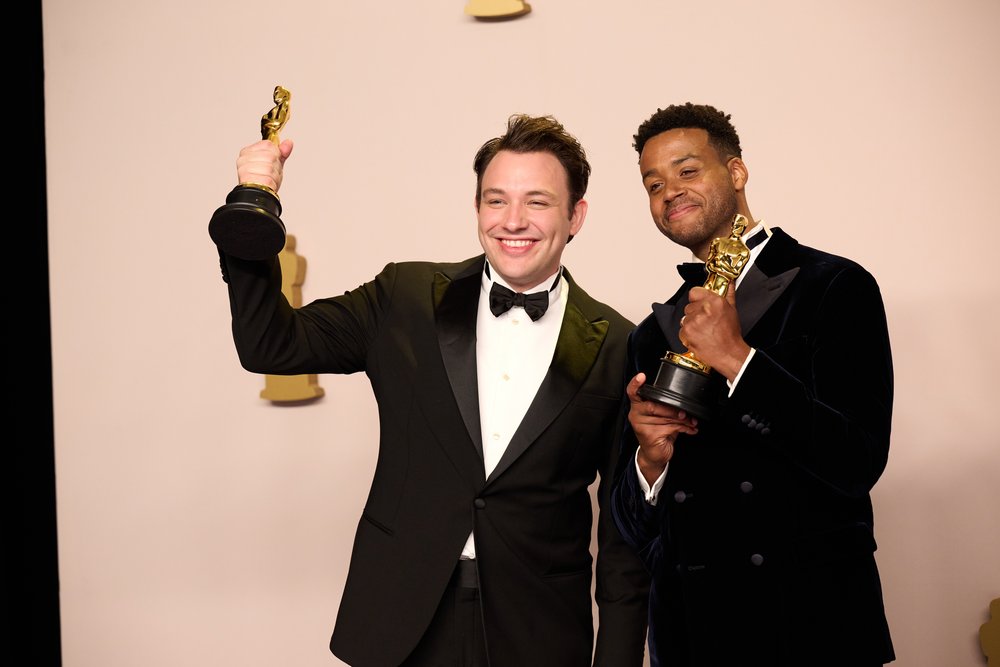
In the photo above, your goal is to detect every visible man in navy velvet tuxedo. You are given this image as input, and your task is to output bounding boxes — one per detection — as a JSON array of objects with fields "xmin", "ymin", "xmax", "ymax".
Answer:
[
  {"xmin": 610, "ymin": 103, "xmax": 896, "ymax": 666},
  {"xmin": 215, "ymin": 114, "xmax": 650, "ymax": 666}
]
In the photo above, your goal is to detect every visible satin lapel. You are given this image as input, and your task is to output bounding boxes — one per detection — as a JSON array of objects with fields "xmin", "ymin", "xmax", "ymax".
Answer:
[
  {"xmin": 485, "ymin": 299, "xmax": 607, "ymax": 485},
  {"xmin": 735, "ymin": 263, "xmax": 799, "ymax": 336},
  {"xmin": 434, "ymin": 268, "xmax": 484, "ymax": 461},
  {"xmin": 652, "ymin": 299, "xmax": 684, "ymax": 352},
  {"xmin": 651, "ymin": 281, "xmax": 694, "ymax": 352}
]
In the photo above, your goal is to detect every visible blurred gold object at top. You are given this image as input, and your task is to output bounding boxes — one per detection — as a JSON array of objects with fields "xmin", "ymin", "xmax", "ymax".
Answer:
[{"xmin": 464, "ymin": 1, "xmax": 531, "ymax": 19}]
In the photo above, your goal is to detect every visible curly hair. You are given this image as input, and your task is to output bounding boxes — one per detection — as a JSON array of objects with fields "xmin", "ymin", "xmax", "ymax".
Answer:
[
  {"xmin": 633, "ymin": 103, "xmax": 742, "ymax": 161},
  {"xmin": 473, "ymin": 114, "xmax": 591, "ymax": 214}
]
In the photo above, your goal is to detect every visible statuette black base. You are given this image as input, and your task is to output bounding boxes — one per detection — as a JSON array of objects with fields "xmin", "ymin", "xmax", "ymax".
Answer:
[
  {"xmin": 208, "ymin": 185, "xmax": 286, "ymax": 260},
  {"xmin": 638, "ymin": 358, "xmax": 721, "ymax": 421}
]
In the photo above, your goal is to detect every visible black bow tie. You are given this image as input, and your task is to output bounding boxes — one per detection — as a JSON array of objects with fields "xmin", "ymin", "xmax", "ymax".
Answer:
[
  {"xmin": 489, "ymin": 283, "xmax": 549, "ymax": 321},
  {"xmin": 676, "ymin": 262, "xmax": 707, "ymax": 285}
]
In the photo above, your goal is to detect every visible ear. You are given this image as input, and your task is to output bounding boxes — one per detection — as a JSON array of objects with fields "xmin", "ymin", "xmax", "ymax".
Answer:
[
  {"xmin": 568, "ymin": 198, "xmax": 588, "ymax": 238},
  {"xmin": 728, "ymin": 157, "xmax": 748, "ymax": 192}
]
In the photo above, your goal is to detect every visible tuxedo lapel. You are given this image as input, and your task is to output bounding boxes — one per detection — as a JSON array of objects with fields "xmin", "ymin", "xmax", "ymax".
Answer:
[
  {"xmin": 485, "ymin": 283, "xmax": 608, "ymax": 485},
  {"xmin": 651, "ymin": 269, "xmax": 701, "ymax": 352},
  {"xmin": 735, "ymin": 227, "xmax": 801, "ymax": 336},
  {"xmin": 434, "ymin": 263, "xmax": 485, "ymax": 461},
  {"xmin": 735, "ymin": 263, "xmax": 799, "ymax": 336}
]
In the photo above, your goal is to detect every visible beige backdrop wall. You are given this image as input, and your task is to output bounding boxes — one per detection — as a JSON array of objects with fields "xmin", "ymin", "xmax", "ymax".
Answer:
[{"xmin": 43, "ymin": 1, "xmax": 999, "ymax": 665}]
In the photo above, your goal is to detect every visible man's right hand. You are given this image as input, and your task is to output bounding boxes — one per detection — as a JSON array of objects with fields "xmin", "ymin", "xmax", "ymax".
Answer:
[
  {"xmin": 627, "ymin": 372, "xmax": 699, "ymax": 486},
  {"xmin": 236, "ymin": 138, "xmax": 294, "ymax": 193}
]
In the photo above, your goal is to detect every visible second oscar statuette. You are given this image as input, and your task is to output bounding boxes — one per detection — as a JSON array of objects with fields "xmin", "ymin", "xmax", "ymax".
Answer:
[
  {"xmin": 638, "ymin": 213, "xmax": 752, "ymax": 420},
  {"xmin": 208, "ymin": 86, "xmax": 291, "ymax": 260}
]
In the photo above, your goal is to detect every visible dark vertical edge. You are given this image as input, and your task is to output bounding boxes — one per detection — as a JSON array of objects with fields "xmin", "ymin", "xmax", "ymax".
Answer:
[{"xmin": 6, "ymin": 0, "xmax": 63, "ymax": 664}]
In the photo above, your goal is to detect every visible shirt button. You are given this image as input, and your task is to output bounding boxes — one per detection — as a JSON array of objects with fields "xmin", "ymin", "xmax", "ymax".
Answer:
[
  {"xmin": 750, "ymin": 553, "xmax": 764, "ymax": 566},
  {"xmin": 492, "ymin": 433, "xmax": 500, "ymax": 440},
  {"xmin": 501, "ymin": 373, "xmax": 510, "ymax": 381},
  {"xmin": 474, "ymin": 498, "xmax": 486, "ymax": 509}
]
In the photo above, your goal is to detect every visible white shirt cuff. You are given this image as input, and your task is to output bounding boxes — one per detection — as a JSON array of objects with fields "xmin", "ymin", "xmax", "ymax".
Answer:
[
  {"xmin": 726, "ymin": 347, "xmax": 757, "ymax": 396},
  {"xmin": 634, "ymin": 450, "xmax": 668, "ymax": 506}
]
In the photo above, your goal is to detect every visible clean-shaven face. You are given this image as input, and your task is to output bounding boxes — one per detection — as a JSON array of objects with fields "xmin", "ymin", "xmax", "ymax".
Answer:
[{"xmin": 477, "ymin": 150, "xmax": 585, "ymax": 292}]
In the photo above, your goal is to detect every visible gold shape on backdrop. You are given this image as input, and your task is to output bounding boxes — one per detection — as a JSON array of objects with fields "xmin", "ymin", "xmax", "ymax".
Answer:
[
  {"xmin": 260, "ymin": 233, "xmax": 325, "ymax": 403},
  {"xmin": 984, "ymin": 598, "xmax": 1000, "ymax": 666},
  {"xmin": 464, "ymin": 0, "xmax": 531, "ymax": 19}
]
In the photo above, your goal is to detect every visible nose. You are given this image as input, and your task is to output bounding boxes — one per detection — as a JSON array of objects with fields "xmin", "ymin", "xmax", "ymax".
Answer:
[
  {"xmin": 502, "ymin": 202, "xmax": 529, "ymax": 230},
  {"xmin": 663, "ymin": 179, "xmax": 685, "ymax": 203}
]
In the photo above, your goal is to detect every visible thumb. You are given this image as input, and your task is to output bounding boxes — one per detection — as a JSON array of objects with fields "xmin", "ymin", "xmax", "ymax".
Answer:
[
  {"xmin": 278, "ymin": 138, "xmax": 294, "ymax": 163},
  {"xmin": 626, "ymin": 373, "xmax": 646, "ymax": 403},
  {"xmin": 725, "ymin": 281, "xmax": 737, "ymax": 307}
]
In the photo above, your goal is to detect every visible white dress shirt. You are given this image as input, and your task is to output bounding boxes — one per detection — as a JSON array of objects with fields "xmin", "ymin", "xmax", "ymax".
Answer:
[{"xmin": 460, "ymin": 262, "xmax": 568, "ymax": 559}]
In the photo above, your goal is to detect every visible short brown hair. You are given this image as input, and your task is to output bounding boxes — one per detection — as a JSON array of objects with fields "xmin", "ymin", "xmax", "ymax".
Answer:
[{"xmin": 474, "ymin": 114, "xmax": 591, "ymax": 215}]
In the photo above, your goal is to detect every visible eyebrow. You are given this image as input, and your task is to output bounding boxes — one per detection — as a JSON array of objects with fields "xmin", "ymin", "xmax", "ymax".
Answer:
[
  {"xmin": 641, "ymin": 154, "xmax": 698, "ymax": 181},
  {"xmin": 481, "ymin": 187, "xmax": 557, "ymax": 199}
]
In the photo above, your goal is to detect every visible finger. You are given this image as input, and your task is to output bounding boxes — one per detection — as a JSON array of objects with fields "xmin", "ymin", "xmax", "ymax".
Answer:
[
  {"xmin": 688, "ymin": 286, "xmax": 709, "ymax": 303},
  {"xmin": 626, "ymin": 373, "xmax": 646, "ymax": 403},
  {"xmin": 278, "ymin": 138, "xmax": 294, "ymax": 162}
]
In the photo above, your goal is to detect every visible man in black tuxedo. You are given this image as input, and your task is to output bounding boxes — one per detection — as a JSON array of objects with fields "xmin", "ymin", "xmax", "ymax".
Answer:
[
  {"xmin": 611, "ymin": 103, "xmax": 895, "ymax": 666},
  {"xmin": 214, "ymin": 114, "xmax": 649, "ymax": 666}
]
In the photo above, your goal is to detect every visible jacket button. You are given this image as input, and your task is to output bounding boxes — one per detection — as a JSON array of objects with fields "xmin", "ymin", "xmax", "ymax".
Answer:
[
  {"xmin": 760, "ymin": 427, "xmax": 771, "ymax": 436},
  {"xmin": 741, "ymin": 414, "xmax": 752, "ymax": 424},
  {"xmin": 673, "ymin": 491, "xmax": 687, "ymax": 503},
  {"xmin": 739, "ymin": 481, "xmax": 753, "ymax": 494},
  {"xmin": 747, "ymin": 419, "xmax": 758, "ymax": 429},
  {"xmin": 750, "ymin": 553, "xmax": 764, "ymax": 566},
  {"xmin": 474, "ymin": 498, "xmax": 486, "ymax": 509}
]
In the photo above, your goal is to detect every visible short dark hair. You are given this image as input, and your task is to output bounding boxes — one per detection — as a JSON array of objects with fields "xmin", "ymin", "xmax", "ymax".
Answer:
[
  {"xmin": 474, "ymin": 114, "xmax": 591, "ymax": 213},
  {"xmin": 633, "ymin": 103, "xmax": 743, "ymax": 162}
]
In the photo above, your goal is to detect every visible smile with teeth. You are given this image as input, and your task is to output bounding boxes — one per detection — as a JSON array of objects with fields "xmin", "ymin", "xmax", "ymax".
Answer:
[{"xmin": 500, "ymin": 239, "xmax": 535, "ymax": 248}]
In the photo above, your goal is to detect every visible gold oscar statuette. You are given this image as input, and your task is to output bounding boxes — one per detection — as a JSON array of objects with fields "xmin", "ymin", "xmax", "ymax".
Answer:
[
  {"xmin": 208, "ymin": 86, "xmax": 292, "ymax": 260},
  {"xmin": 638, "ymin": 213, "xmax": 752, "ymax": 420}
]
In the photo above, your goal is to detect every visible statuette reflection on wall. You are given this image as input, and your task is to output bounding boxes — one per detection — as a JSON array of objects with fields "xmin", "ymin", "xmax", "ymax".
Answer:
[{"xmin": 260, "ymin": 234, "xmax": 325, "ymax": 403}]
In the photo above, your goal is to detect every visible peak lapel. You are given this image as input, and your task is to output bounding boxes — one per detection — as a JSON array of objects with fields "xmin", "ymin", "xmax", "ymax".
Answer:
[
  {"xmin": 735, "ymin": 228, "xmax": 800, "ymax": 336},
  {"xmin": 434, "ymin": 267, "xmax": 484, "ymax": 461},
  {"xmin": 485, "ymin": 299, "xmax": 608, "ymax": 485}
]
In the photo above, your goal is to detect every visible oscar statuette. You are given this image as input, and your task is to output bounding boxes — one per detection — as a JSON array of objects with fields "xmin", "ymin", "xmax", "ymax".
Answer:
[
  {"xmin": 208, "ymin": 86, "xmax": 291, "ymax": 260},
  {"xmin": 638, "ymin": 213, "xmax": 752, "ymax": 420}
]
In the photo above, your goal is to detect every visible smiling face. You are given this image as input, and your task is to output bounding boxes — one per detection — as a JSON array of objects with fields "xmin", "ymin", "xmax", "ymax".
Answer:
[
  {"xmin": 639, "ymin": 127, "xmax": 747, "ymax": 259},
  {"xmin": 476, "ymin": 150, "xmax": 586, "ymax": 292}
]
